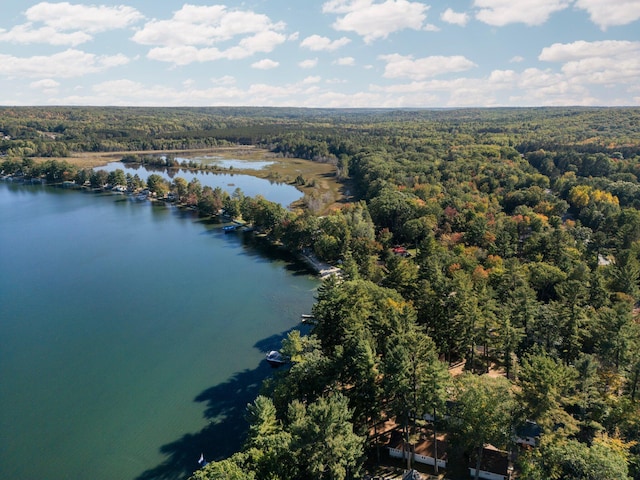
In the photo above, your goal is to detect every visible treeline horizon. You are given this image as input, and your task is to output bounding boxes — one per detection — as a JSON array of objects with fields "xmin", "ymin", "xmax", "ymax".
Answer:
[{"xmin": 2, "ymin": 106, "xmax": 640, "ymax": 158}]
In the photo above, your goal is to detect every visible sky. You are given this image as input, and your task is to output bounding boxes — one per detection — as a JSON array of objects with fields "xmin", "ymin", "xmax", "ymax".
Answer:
[{"xmin": 1, "ymin": 0, "xmax": 639, "ymax": 107}]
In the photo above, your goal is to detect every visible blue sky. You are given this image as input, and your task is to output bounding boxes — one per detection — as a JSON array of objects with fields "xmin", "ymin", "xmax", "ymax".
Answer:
[{"xmin": 1, "ymin": 0, "xmax": 639, "ymax": 107}]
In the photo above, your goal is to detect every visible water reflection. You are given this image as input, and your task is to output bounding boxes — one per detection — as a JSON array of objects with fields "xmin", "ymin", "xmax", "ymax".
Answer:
[
  {"xmin": 184, "ymin": 156, "xmax": 275, "ymax": 171},
  {"xmin": 97, "ymin": 162, "xmax": 301, "ymax": 207}
]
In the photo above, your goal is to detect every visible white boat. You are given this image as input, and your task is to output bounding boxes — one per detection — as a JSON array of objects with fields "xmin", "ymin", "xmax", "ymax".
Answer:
[{"xmin": 266, "ymin": 350, "xmax": 286, "ymax": 366}]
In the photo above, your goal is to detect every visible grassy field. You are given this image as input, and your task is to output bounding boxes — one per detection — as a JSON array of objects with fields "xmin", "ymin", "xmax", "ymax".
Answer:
[{"xmin": 33, "ymin": 146, "xmax": 348, "ymax": 212}]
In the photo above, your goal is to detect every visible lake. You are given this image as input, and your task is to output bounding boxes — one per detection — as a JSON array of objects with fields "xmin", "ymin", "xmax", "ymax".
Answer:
[
  {"xmin": 97, "ymin": 161, "xmax": 302, "ymax": 207},
  {"xmin": 0, "ymin": 180, "xmax": 318, "ymax": 480}
]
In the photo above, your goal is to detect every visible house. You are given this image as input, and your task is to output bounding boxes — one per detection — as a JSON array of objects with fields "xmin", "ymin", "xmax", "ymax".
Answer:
[
  {"xmin": 392, "ymin": 246, "xmax": 411, "ymax": 257},
  {"xmin": 387, "ymin": 430, "xmax": 448, "ymax": 470},
  {"xmin": 468, "ymin": 446, "xmax": 510, "ymax": 480},
  {"xmin": 422, "ymin": 400, "xmax": 457, "ymax": 422},
  {"xmin": 515, "ymin": 420, "xmax": 542, "ymax": 447}
]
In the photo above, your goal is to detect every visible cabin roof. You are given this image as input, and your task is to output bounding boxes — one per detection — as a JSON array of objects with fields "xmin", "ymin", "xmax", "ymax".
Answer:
[
  {"xmin": 387, "ymin": 430, "xmax": 448, "ymax": 460},
  {"xmin": 516, "ymin": 420, "xmax": 542, "ymax": 438},
  {"xmin": 470, "ymin": 446, "xmax": 509, "ymax": 476}
]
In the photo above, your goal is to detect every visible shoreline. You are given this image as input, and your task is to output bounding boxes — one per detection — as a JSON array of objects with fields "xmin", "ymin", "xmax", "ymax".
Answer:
[
  {"xmin": 300, "ymin": 250, "xmax": 342, "ymax": 279},
  {"xmin": 0, "ymin": 176, "xmax": 341, "ymax": 280},
  {"xmin": 16, "ymin": 147, "xmax": 344, "ymax": 213},
  {"xmin": 30, "ymin": 146, "xmax": 265, "ymax": 169}
]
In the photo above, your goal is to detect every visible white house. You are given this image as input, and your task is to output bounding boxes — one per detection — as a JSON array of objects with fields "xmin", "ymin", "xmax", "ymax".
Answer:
[
  {"xmin": 387, "ymin": 430, "xmax": 448, "ymax": 470},
  {"xmin": 468, "ymin": 446, "xmax": 510, "ymax": 480}
]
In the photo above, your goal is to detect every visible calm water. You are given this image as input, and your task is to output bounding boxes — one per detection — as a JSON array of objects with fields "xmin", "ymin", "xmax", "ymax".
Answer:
[
  {"xmin": 98, "ymin": 161, "xmax": 301, "ymax": 207},
  {"xmin": 0, "ymin": 181, "xmax": 318, "ymax": 480},
  {"xmin": 181, "ymin": 155, "xmax": 275, "ymax": 170}
]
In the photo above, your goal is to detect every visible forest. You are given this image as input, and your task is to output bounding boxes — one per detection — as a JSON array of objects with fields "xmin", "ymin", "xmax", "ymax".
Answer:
[{"xmin": 2, "ymin": 106, "xmax": 640, "ymax": 480}]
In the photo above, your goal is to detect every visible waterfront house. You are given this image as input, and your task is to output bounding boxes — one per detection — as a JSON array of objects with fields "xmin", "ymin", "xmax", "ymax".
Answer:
[
  {"xmin": 468, "ymin": 446, "xmax": 510, "ymax": 480},
  {"xmin": 387, "ymin": 429, "xmax": 448, "ymax": 470}
]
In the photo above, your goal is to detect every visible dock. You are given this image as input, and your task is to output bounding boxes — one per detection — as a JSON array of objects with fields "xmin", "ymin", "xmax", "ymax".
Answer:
[{"xmin": 300, "ymin": 251, "xmax": 343, "ymax": 279}]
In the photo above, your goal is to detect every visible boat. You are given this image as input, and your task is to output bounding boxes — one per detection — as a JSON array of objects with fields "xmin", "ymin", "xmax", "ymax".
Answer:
[
  {"xmin": 223, "ymin": 225, "xmax": 238, "ymax": 233},
  {"xmin": 266, "ymin": 350, "xmax": 287, "ymax": 367}
]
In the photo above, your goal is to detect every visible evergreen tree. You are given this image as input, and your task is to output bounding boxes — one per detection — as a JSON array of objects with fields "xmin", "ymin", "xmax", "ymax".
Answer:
[{"xmin": 288, "ymin": 394, "xmax": 364, "ymax": 480}]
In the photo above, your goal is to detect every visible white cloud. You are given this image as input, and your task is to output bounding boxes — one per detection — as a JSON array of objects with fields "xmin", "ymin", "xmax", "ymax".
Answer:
[
  {"xmin": 34, "ymin": 61, "xmax": 640, "ymax": 107},
  {"xmin": 29, "ymin": 79, "xmax": 60, "ymax": 95},
  {"xmin": 510, "ymin": 55, "xmax": 525, "ymax": 63},
  {"xmin": 246, "ymin": 83, "xmax": 299, "ymax": 100},
  {"xmin": 211, "ymin": 75, "xmax": 236, "ymax": 85},
  {"xmin": 56, "ymin": 78, "xmax": 248, "ymax": 106},
  {"xmin": 560, "ymin": 56, "xmax": 640, "ymax": 85},
  {"xmin": 46, "ymin": 76, "xmax": 364, "ymax": 107},
  {"xmin": 26, "ymin": 2, "xmax": 143, "ymax": 33},
  {"xmin": 368, "ymin": 66, "xmax": 603, "ymax": 107},
  {"xmin": 574, "ymin": 0, "xmax": 640, "ymax": 30},
  {"xmin": 380, "ymin": 53, "xmax": 477, "ymax": 80},
  {"xmin": 251, "ymin": 59, "xmax": 279, "ymax": 69},
  {"xmin": 146, "ymin": 31, "xmax": 287, "ymax": 65},
  {"xmin": 539, "ymin": 40, "xmax": 640, "ymax": 85},
  {"xmin": 132, "ymin": 5, "xmax": 286, "ymax": 65},
  {"xmin": 488, "ymin": 69, "xmax": 518, "ymax": 84},
  {"xmin": 441, "ymin": 8, "xmax": 470, "ymax": 26},
  {"xmin": 89, "ymin": 80, "xmax": 183, "ymax": 105},
  {"xmin": 539, "ymin": 40, "xmax": 640, "ymax": 62},
  {"xmin": 0, "ymin": 2, "xmax": 142, "ymax": 46},
  {"xmin": 302, "ymin": 76, "xmax": 322, "ymax": 84},
  {"xmin": 244, "ymin": 81, "xmax": 330, "ymax": 105},
  {"xmin": 521, "ymin": 40, "xmax": 640, "ymax": 105},
  {"xmin": 336, "ymin": 57, "xmax": 356, "ymax": 66},
  {"xmin": 302, "ymin": 90, "xmax": 387, "ymax": 108},
  {"xmin": 474, "ymin": 0, "xmax": 571, "ymax": 26},
  {"xmin": 0, "ymin": 25, "xmax": 91, "ymax": 46},
  {"xmin": 146, "ymin": 46, "xmax": 210, "ymax": 65},
  {"xmin": 514, "ymin": 68, "xmax": 595, "ymax": 105},
  {"xmin": 0, "ymin": 49, "xmax": 130, "ymax": 78},
  {"xmin": 424, "ymin": 23, "xmax": 441, "ymax": 32},
  {"xmin": 299, "ymin": 58, "xmax": 319, "ymax": 69},
  {"xmin": 323, "ymin": 0, "xmax": 429, "ymax": 43},
  {"xmin": 300, "ymin": 34, "xmax": 351, "ymax": 51},
  {"xmin": 231, "ymin": 30, "xmax": 287, "ymax": 57}
]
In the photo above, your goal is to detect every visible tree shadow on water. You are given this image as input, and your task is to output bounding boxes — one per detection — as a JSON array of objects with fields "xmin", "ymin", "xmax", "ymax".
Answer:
[
  {"xmin": 254, "ymin": 326, "xmax": 310, "ymax": 354},
  {"xmin": 133, "ymin": 365, "xmax": 268, "ymax": 480},
  {"xmin": 134, "ymin": 328, "xmax": 298, "ymax": 480},
  {"xmin": 254, "ymin": 333, "xmax": 289, "ymax": 354}
]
